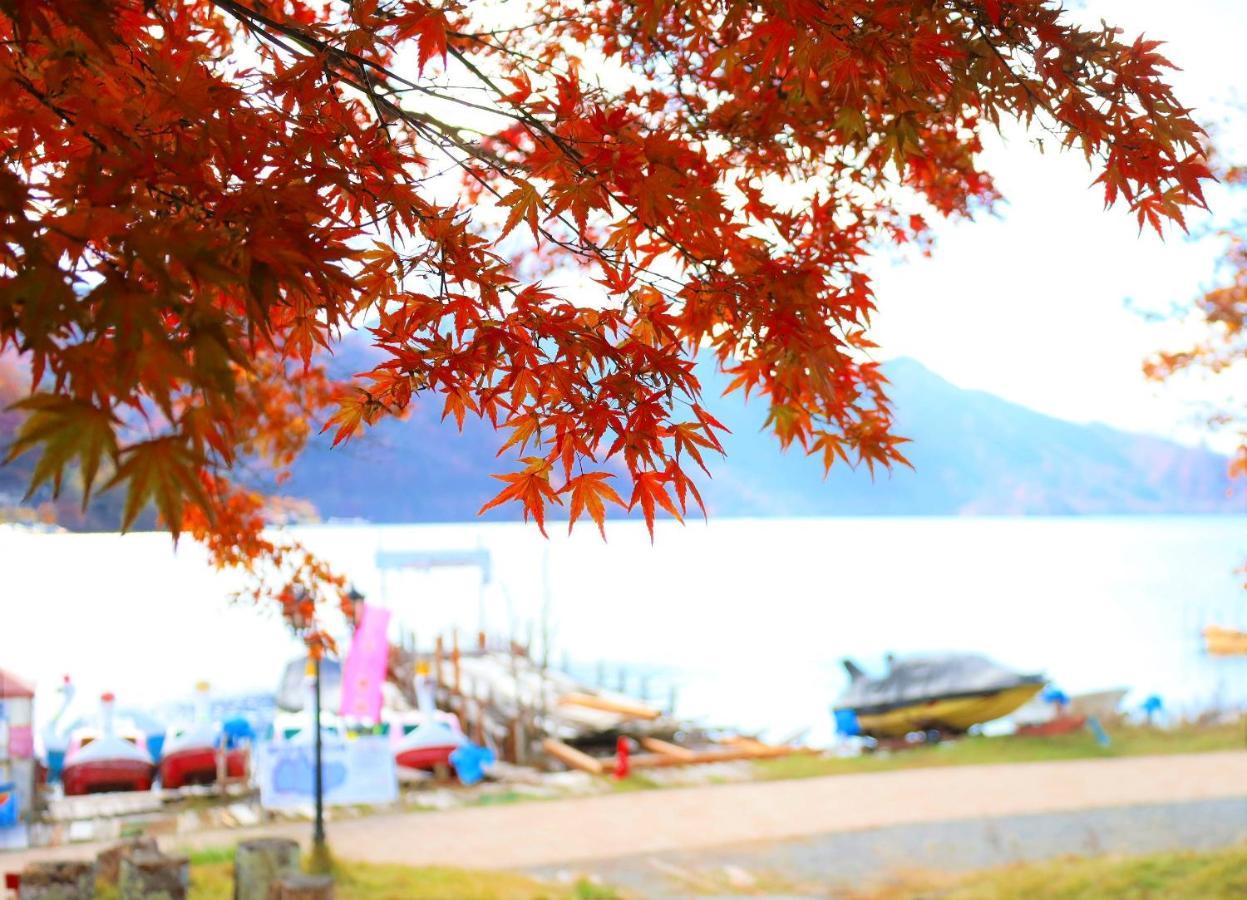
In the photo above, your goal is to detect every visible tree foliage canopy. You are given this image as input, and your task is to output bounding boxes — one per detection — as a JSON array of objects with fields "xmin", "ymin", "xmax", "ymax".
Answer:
[
  {"xmin": 1148, "ymin": 155, "xmax": 1247, "ymax": 479},
  {"xmin": 0, "ymin": 0, "xmax": 1211, "ymax": 630}
]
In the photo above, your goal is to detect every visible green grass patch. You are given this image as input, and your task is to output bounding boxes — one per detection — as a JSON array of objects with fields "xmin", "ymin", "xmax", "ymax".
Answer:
[
  {"xmin": 858, "ymin": 843, "xmax": 1247, "ymax": 899},
  {"xmin": 754, "ymin": 721, "xmax": 1247, "ymax": 782},
  {"xmin": 186, "ymin": 854, "xmax": 620, "ymax": 899},
  {"xmin": 186, "ymin": 846, "xmax": 236, "ymax": 866}
]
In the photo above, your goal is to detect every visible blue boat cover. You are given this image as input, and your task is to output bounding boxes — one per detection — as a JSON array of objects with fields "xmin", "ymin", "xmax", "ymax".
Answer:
[{"xmin": 834, "ymin": 708, "xmax": 861, "ymax": 737}]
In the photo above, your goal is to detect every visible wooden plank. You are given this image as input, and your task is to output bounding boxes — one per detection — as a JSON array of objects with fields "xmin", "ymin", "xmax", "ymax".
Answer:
[
  {"xmin": 628, "ymin": 748, "xmax": 744, "ymax": 769},
  {"xmin": 626, "ymin": 744, "xmax": 814, "ymax": 769},
  {"xmin": 557, "ymin": 692, "xmax": 661, "ymax": 721},
  {"xmin": 542, "ymin": 738, "xmax": 605, "ymax": 775},
  {"xmin": 639, "ymin": 737, "xmax": 696, "ymax": 760}
]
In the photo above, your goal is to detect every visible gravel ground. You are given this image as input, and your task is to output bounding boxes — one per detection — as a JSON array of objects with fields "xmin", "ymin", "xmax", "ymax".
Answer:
[{"xmin": 534, "ymin": 796, "xmax": 1247, "ymax": 897}]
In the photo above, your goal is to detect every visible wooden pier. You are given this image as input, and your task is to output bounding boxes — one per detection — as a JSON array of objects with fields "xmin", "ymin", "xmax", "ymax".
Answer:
[{"xmin": 396, "ymin": 630, "xmax": 812, "ymax": 774}]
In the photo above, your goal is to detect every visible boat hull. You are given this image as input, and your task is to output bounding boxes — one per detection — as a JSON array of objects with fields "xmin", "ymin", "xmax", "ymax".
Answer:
[
  {"xmin": 62, "ymin": 759, "xmax": 154, "ymax": 796},
  {"xmin": 159, "ymin": 746, "xmax": 247, "ymax": 789},
  {"xmin": 1016, "ymin": 715, "xmax": 1088, "ymax": 737},
  {"xmin": 850, "ymin": 683, "xmax": 1044, "ymax": 738},
  {"xmin": 395, "ymin": 744, "xmax": 458, "ymax": 770}
]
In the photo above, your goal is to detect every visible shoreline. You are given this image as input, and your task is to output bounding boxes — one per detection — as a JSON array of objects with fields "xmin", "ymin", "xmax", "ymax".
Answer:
[{"xmin": 4, "ymin": 750, "xmax": 1246, "ymax": 878}]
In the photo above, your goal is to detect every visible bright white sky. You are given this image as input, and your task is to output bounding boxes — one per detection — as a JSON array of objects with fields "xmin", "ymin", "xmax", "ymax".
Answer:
[
  {"xmin": 372, "ymin": 1, "xmax": 1245, "ymax": 448},
  {"xmin": 870, "ymin": 0, "xmax": 1247, "ymax": 449}
]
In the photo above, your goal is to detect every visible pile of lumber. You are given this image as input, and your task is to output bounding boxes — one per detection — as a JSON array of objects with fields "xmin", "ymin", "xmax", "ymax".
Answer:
[
  {"xmin": 411, "ymin": 632, "xmax": 810, "ymax": 773},
  {"xmin": 541, "ymin": 734, "xmax": 815, "ymax": 775},
  {"xmin": 417, "ymin": 639, "xmax": 681, "ymax": 764}
]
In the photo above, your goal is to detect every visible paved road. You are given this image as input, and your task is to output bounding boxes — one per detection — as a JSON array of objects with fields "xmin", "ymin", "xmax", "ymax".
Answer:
[{"xmin": 4, "ymin": 751, "xmax": 1246, "ymax": 876}]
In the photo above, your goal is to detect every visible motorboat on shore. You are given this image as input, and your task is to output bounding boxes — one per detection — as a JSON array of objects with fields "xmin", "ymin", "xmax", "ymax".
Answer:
[
  {"xmin": 834, "ymin": 653, "xmax": 1044, "ymax": 739},
  {"xmin": 1011, "ymin": 686, "xmax": 1128, "ymax": 735},
  {"xmin": 158, "ymin": 683, "xmax": 248, "ymax": 789},
  {"xmin": 61, "ymin": 693, "xmax": 154, "ymax": 795}
]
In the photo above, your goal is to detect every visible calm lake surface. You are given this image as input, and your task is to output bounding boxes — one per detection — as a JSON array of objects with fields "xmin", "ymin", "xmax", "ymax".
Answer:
[{"xmin": 4, "ymin": 516, "xmax": 1246, "ymax": 744}]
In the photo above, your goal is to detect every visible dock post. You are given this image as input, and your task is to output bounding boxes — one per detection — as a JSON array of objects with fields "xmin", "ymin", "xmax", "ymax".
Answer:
[
  {"xmin": 269, "ymin": 873, "xmax": 334, "ymax": 899},
  {"xmin": 119, "ymin": 852, "xmax": 189, "ymax": 900},
  {"xmin": 452, "ymin": 629, "xmax": 462, "ymax": 696},
  {"xmin": 434, "ymin": 635, "xmax": 444, "ymax": 687},
  {"xmin": 19, "ymin": 861, "xmax": 95, "ymax": 898},
  {"xmin": 233, "ymin": 838, "xmax": 300, "ymax": 900},
  {"xmin": 96, "ymin": 838, "xmax": 158, "ymax": 886}
]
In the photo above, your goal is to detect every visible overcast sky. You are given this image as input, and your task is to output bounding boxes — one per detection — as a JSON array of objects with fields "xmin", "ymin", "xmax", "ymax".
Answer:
[{"xmin": 870, "ymin": 0, "xmax": 1246, "ymax": 448}]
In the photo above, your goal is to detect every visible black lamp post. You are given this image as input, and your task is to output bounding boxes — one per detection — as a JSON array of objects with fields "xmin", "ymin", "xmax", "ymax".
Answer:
[
  {"xmin": 289, "ymin": 587, "xmax": 326, "ymax": 855},
  {"xmin": 311, "ymin": 651, "xmax": 325, "ymax": 853}
]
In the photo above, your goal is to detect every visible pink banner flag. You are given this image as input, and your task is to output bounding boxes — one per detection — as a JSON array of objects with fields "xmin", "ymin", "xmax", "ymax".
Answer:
[
  {"xmin": 8, "ymin": 725, "xmax": 33, "ymax": 759},
  {"xmin": 338, "ymin": 604, "xmax": 392, "ymax": 723}
]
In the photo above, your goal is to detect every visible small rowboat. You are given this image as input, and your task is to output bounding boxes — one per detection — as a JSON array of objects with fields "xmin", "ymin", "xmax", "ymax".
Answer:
[{"xmin": 62, "ymin": 693, "xmax": 154, "ymax": 796}]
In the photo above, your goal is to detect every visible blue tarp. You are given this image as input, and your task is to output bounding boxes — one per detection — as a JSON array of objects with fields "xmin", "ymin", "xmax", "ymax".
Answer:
[
  {"xmin": 449, "ymin": 743, "xmax": 496, "ymax": 786},
  {"xmin": 0, "ymin": 782, "xmax": 18, "ymax": 828}
]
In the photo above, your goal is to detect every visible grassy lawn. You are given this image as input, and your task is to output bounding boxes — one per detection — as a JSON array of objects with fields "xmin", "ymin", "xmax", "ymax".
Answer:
[
  {"xmin": 858, "ymin": 844, "xmax": 1247, "ymax": 899},
  {"xmin": 174, "ymin": 842, "xmax": 1247, "ymax": 899},
  {"xmin": 754, "ymin": 720, "xmax": 1247, "ymax": 781},
  {"xmin": 183, "ymin": 849, "xmax": 619, "ymax": 900}
]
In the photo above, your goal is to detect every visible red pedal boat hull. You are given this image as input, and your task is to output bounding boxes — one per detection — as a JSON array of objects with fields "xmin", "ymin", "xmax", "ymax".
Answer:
[
  {"xmin": 395, "ymin": 744, "xmax": 457, "ymax": 770},
  {"xmin": 159, "ymin": 747, "xmax": 247, "ymax": 789},
  {"xmin": 62, "ymin": 759, "xmax": 154, "ymax": 796}
]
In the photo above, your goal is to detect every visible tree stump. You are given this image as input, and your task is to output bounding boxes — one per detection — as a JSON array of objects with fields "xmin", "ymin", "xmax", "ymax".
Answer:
[
  {"xmin": 18, "ymin": 860, "xmax": 95, "ymax": 899},
  {"xmin": 233, "ymin": 838, "xmax": 301, "ymax": 900},
  {"xmin": 268, "ymin": 874, "xmax": 333, "ymax": 899},
  {"xmin": 118, "ymin": 851, "xmax": 188, "ymax": 900},
  {"xmin": 96, "ymin": 838, "xmax": 159, "ymax": 885}
]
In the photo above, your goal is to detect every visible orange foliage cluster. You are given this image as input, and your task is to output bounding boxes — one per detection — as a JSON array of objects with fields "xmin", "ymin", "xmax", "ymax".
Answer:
[
  {"xmin": 0, "ymin": 1, "xmax": 1210, "ymax": 630},
  {"xmin": 1147, "ymin": 162, "xmax": 1247, "ymax": 482}
]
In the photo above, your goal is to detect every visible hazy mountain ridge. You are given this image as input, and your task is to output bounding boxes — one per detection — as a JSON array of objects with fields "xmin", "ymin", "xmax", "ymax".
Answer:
[
  {"xmin": 275, "ymin": 349, "xmax": 1242, "ymax": 521},
  {"xmin": 1, "ymin": 347, "xmax": 1241, "ymax": 530}
]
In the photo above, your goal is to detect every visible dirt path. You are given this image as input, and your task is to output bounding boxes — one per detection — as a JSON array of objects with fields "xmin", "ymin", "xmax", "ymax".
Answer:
[{"xmin": 4, "ymin": 751, "xmax": 1246, "ymax": 875}]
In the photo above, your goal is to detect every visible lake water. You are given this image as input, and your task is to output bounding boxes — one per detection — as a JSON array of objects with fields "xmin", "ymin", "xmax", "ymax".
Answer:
[{"xmin": 3, "ymin": 516, "xmax": 1246, "ymax": 746}]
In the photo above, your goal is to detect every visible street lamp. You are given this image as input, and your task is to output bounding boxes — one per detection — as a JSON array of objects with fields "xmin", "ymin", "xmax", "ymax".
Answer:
[
  {"xmin": 346, "ymin": 584, "xmax": 365, "ymax": 630},
  {"xmin": 288, "ymin": 587, "xmax": 326, "ymax": 855}
]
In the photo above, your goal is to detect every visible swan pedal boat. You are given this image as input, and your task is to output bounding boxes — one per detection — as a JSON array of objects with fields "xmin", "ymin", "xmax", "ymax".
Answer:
[{"xmin": 62, "ymin": 719, "xmax": 154, "ymax": 796}]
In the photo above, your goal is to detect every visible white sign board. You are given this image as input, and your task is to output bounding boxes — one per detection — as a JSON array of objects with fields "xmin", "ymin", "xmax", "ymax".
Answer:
[{"xmin": 254, "ymin": 736, "xmax": 398, "ymax": 810}]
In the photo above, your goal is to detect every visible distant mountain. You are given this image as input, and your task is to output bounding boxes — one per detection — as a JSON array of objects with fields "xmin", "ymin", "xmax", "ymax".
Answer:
[
  {"xmin": 699, "ymin": 356, "xmax": 1242, "ymax": 516},
  {"xmin": 0, "ymin": 353, "xmax": 141, "ymax": 530},
  {"xmin": 271, "ymin": 347, "xmax": 1243, "ymax": 521},
  {"xmin": 2, "ymin": 346, "xmax": 1241, "ymax": 530}
]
